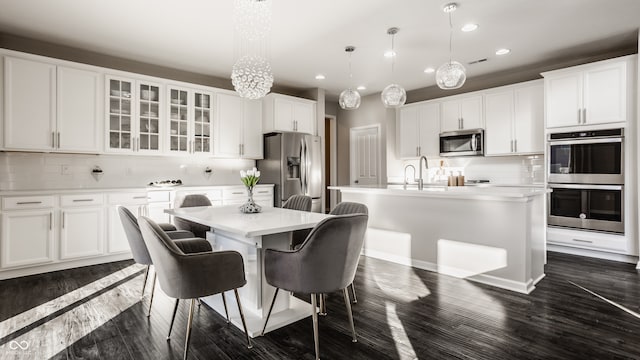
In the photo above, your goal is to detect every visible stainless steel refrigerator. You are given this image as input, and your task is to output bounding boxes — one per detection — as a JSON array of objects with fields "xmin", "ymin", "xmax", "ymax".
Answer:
[{"xmin": 258, "ymin": 132, "xmax": 323, "ymax": 213}]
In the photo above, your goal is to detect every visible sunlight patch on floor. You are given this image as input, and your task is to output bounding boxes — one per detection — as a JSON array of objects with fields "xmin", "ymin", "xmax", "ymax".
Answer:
[
  {"xmin": 437, "ymin": 239, "xmax": 507, "ymax": 278},
  {"xmin": 385, "ymin": 301, "xmax": 418, "ymax": 360}
]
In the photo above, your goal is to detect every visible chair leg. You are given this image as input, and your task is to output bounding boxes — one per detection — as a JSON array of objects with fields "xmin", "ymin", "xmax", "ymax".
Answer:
[
  {"xmin": 261, "ymin": 288, "xmax": 279, "ymax": 336},
  {"xmin": 183, "ymin": 299, "xmax": 196, "ymax": 360},
  {"xmin": 343, "ymin": 288, "xmax": 357, "ymax": 343},
  {"xmin": 319, "ymin": 294, "xmax": 327, "ymax": 316},
  {"xmin": 197, "ymin": 298, "xmax": 202, "ymax": 307},
  {"xmin": 350, "ymin": 283, "xmax": 358, "ymax": 304},
  {"xmin": 167, "ymin": 299, "xmax": 180, "ymax": 341},
  {"xmin": 221, "ymin": 292, "xmax": 230, "ymax": 323},
  {"xmin": 141, "ymin": 265, "xmax": 150, "ymax": 299},
  {"xmin": 311, "ymin": 293, "xmax": 320, "ymax": 360},
  {"xmin": 234, "ymin": 289, "xmax": 253, "ymax": 349},
  {"xmin": 147, "ymin": 271, "xmax": 157, "ymax": 317}
]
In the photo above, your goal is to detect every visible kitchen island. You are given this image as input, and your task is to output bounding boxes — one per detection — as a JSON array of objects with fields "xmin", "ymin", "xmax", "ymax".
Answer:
[{"xmin": 330, "ymin": 185, "xmax": 548, "ymax": 293}]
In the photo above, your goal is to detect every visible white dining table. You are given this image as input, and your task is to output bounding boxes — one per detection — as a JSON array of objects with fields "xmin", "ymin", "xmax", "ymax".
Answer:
[{"xmin": 165, "ymin": 205, "xmax": 332, "ymax": 337}]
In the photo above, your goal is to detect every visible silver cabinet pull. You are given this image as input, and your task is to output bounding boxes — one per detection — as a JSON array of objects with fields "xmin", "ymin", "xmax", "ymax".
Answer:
[
  {"xmin": 582, "ymin": 108, "xmax": 587, "ymax": 124},
  {"xmin": 57, "ymin": 132, "xmax": 61, "ymax": 148},
  {"xmin": 257, "ymin": 191, "xmax": 269, "ymax": 194},
  {"xmin": 49, "ymin": 212, "xmax": 53, "ymax": 230},
  {"xmin": 510, "ymin": 140, "xmax": 514, "ymax": 152},
  {"xmin": 577, "ymin": 108, "xmax": 581, "ymax": 124},
  {"xmin": 72, "ymin": 199, "xmax": 94, "ymax": 202},
  {"xmin": 62, "ymin": 211, "xmax": 65, "ymax": 229},
  {"xmin": 239, "ymin": 143, "xmax": 242, "ymax": 156},
  {"xmin": 461, "ymin": 118, "xmax": 464, "ymax": 129},
  {"xmin": 52, "ymin": 132, "xmax": 56, "ymax": 148},
  {"xmin": 232, "ymin": 192, "xmax": 243, "ymax": 195},
  {"xmin": 514, "ymin": 139, "xmax": 517, "ymax": 153},
  {"xmin": 133, "ymin": 196, "xmax": 147, "ymax": 199},
  {"xmin": 17, "ymin": 201, "xmax": 42, "ymax": 205},
  {"xmin": 572, "ymin": 238, "xmax": 593, "ymax": 244}
]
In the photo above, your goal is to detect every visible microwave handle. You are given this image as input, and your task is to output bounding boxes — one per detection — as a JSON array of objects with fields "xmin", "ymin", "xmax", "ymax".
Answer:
[
  {"xmin": 549, "ymin": 184, "xmax": 623, "ymax": 191},
  {"xmin": 471, "ymin": 134, "xmax": 477, "ymax": 151}
]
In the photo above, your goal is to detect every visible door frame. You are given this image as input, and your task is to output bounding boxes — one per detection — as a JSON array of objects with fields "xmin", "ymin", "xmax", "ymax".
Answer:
[
  {"xmin": 326, "ymin": 115, "xmax": 338, "ymax": 210},
  {"xmin": 349, "ymin": 124, "xmax": 382, "ymax": 186}
]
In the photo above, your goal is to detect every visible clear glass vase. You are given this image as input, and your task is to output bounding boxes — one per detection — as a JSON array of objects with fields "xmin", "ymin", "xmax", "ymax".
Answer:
[{"xmin": 239, "ymin": 186, "xmax": 262, "ymax": 213}]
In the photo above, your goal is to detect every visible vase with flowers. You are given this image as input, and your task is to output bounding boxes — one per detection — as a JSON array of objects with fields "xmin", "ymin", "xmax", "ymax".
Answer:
[{"xmin": 239, "ymin": 167, "xmax": 262, "ymax": 213}]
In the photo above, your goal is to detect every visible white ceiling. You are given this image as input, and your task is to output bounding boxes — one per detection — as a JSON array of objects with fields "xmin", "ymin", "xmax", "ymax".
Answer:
[{"xmin": 0, "ymin": 0, "xmax": 638, "ymax": 100}]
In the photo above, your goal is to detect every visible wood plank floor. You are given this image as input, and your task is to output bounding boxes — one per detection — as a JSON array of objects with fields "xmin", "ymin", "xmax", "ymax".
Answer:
[{"xmin": 1, "ymin": 251, "xmax": 640, "ymax": 359}]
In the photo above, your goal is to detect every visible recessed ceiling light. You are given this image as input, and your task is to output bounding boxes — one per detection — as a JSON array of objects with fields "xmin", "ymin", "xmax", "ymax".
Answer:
[
  {"xmin": 357, "ymin": 85, "xmax": 366, "ymax": 91},
  {"xmin": 424, "ymin": 67, "xmax": 435, "ymax": 74},
  {"xmin": 384, "ymin": 50, "xmax": 396, "ymax": 58},
  {"xmin": 495, "ymin": 48, "xmax": 511, "ymax": 55},
  {"xmin": 461, "ymin": 23, "xmax": 478, "ymax": 32},
  {"xmin": 315, "ymin": 74, "xmax": 325, "ymax": 80}
]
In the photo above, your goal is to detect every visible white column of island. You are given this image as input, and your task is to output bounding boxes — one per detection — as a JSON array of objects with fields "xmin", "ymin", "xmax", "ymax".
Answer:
[{"xmin": 329, "ymin": 185, "xmax": 549, "ymax": 294}]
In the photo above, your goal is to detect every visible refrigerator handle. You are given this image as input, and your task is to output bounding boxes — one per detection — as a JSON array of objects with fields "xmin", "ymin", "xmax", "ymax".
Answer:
[{"xmin": 300, "ymin": 138, "xmax": 306, "ymax": 194}]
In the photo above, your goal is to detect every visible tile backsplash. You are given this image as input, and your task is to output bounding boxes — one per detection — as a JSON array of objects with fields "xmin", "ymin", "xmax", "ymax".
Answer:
[{"xmin": 0, "ymin": 152, "xmax": 256, "ymax": 191}]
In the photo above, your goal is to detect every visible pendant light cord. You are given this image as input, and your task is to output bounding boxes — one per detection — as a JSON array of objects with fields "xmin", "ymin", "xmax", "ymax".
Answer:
[
  {"xmin": 448, "ymin": 11, "xmax": 453, "ymax": 64},
  {"xmin": 391, "ymin": 33, "xmax": 396, "ymax": 76}
]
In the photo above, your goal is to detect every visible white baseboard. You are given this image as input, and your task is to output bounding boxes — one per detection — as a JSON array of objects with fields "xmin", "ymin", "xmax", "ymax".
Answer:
[
  {"xmin": 363, "ymin": 248, "xmax": 534, "ymax": 294},
  {"xmin": 0, "ymin": 253, "xmax": 133, "ymax": 281},
  {"xmin": 547, "ymin": 244, "xmax": 639, "ymax": 264}
]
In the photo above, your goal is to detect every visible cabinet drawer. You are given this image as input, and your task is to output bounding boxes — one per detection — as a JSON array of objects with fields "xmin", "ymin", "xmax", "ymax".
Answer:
[
  {"xmin": 223, "ymin": 188, "xmax": 249, "ymax": 200},
  {"xmin": 107, "ymin": 192, "xmax": 149, "ymax": 205},
  {"xmin": 2, "ymin": 196, "xmax": 55, "ymax": 210},
  {"xmin": 547, "ymin": 227, "xmax": 628, "ymax": 253},
  {"xmin": 147, "ymin": 191, "xmax": 171, "ymax": 203},
  {"xmin": 253, "ymin": 187, "xmax": 274, "ymax": 197},
  {"xmin": 176, "ymin": 189, "xmax": 223, "ymax": 202},
  {"xmin": 60, "ymin": 193, "xmax": 104, "ymax": 207}
]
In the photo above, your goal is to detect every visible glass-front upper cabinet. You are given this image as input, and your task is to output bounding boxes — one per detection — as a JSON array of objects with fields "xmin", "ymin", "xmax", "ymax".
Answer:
[
  {"xmin": 167, "ymin": 86, "xmax": 213, "ymax": 155},
  {"xmin": 106, "ymin": 75, "xmax": 163, "ymax": 154}
]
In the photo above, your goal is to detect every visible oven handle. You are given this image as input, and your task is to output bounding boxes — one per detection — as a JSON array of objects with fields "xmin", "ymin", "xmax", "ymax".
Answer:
[
  {"xmin": 548, "ymin": 138, "xmax": 622, "ymax": 146},
  {"xmin": 548, "ymin": 184, "xmax": 623, "ymax": 191}
]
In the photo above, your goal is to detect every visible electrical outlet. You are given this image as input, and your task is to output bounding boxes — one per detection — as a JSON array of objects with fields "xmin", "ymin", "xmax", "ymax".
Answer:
[
  {"xmin": 61, "ymin": 165, "xmax": 71, "ymax": 175},
  {"xmin": 125, "ymin": 167, "xmax": 132, "ymax": 176}
]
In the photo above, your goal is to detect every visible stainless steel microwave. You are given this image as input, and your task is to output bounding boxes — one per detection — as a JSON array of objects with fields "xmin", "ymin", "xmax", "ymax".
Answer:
[{"xmin": 439, "ymin": 129, "xmax": 484, "ymax": 157}]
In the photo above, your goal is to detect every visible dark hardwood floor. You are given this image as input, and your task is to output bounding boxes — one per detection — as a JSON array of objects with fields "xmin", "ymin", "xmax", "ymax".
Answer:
[{"xmin": 2, "ymin": 252, "xmax": 640, "ymax": 359}]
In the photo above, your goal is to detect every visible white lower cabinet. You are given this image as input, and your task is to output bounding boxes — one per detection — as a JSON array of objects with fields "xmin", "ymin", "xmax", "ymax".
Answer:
[
  {"xmin": 1, "ymin": 209, "xmax": 55, "ymax": 268},
  {"xmin": 59, "ymin": 193, "xmax": 105, "ymax": 260},
  {"xmin": 222, "ymin": 186, "xmax": 274, "ymax": 208},
  {"xmin": 147, "ymin": 190, "xmax": 172, "ymax": 223},
  {"xmin": 107, "ymin": 192, "xmax": 148, "ymax": 254}
]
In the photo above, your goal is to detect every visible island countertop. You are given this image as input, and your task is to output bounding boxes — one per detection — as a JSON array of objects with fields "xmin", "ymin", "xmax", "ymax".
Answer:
[{"xmin": 328, "ymin": 184, "xmax": 549, "ymax": 201}]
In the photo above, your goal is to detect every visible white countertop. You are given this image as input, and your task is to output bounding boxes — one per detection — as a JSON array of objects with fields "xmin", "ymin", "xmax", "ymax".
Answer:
[
  {"xmin": 166, "ymin": 205, "xmax": 332, "ymax": 238},
  {"xmin": 0, "ymin": 184, "xmax": 273, "ymax": 196},
  {"xmin": 329, "ymin": 184, "xmax": 549, "ymax": 201}
]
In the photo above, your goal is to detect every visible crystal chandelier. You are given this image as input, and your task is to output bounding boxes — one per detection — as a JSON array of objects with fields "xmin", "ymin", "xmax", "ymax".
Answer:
[
  {"xmin": 231, "ymin": 0, "xmax": 274, "ymax": 99},
  {"xmin": 381, "ymin": 27, "xmax": 406, "ymax": 108},
  {"xmin": 436, "ymin": 3, "xmax": 466, "ymax": 90},
  {"xmin": 339, "ymin": 46, "xmax": 361, "ymax": 110}
]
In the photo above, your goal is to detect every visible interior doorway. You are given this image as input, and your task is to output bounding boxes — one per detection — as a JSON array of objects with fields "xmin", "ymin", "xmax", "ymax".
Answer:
[
  {"xmin": 350, "ymin": 124, "xmax": 381, "ymax": 186},
  {"xmin": 325, "ymin": 115, "xmax": 337, "ymax": 213}
]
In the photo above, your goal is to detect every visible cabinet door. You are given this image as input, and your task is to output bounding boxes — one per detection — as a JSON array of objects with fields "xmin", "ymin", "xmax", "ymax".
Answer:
[
  {"xmin": 193, "ymin": 90, "xmax": 213, "ymax": 154},
  {"xmin": 107, "ymin": 76, "xmax": 134, "ymax": 152},
  {"xmin": 242, "ymin": 99, "xmax": 263, "ymax": 159},
  {"xmin": 273, "ymin": 98, "xmax": 294, "ymax": 131},
  {"xmin": 57, "ymin": 66, "xmax": 102, "ymax": 152},
  {"xmin": 4, "ymin": 57, "xmax": 56, "ymax": 150},
  {"xmin": 148, "ymin": 202, "xmax": 171, "ymax": 224},
  {"xmin": 484, "ymin": 90, "xmax": 514, "ymax": 156},
  {"xmin": 168, "ymin": 87, "xmax": 191, "ymax": 154},
  {"xmin": 293, "ymin": 101, "xmax": 315, "ymax": 134},
  {"xmin": 545, "ymin": 73, "xmax": 582, "ymax": 128},
  {"xmin": 1, "ymin": 210, "xmax": 54, "ymax": 268},
  {"xmin": 418, "ymin": 103, "xmax": 440, "ymax": 157},
  {"xmin": 440, "ymin": 100, "xmax": 461, "ymax": 132},
  {"xmin": 215, "ymin": 93, "xmax": 243, "ymax": 157},
  {"xmin": 583, "ymin": 62, "xmax": 626, "ymax": 125},
  {"xmin": 60, "ymin": 207, "xmax": 104, "ymax": 260},
  {"xmin": 398, "ymin": 107, "xmax": 420, "ymax": 158},
  {"xmin": 459, "ymin": 96, "xmax": 483, "ymax": 129},
  {"xmin": 107, "ymin": 204, "xmax": 140, "ymax": 254},
  {"xmin": 514, "ymin": 83, "xmax": 544, "ymax": 154},
  {"xmin": 137, "ymin": 81, "xmax": 162, "ymax": 153}
]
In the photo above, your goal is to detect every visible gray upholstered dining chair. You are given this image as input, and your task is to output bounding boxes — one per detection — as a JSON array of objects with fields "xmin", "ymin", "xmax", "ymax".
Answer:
[
  {"xmin": 117, "ymin": 206, "xmax": 213, "ymax": 318},
  {"xmin": 173, "ymin": 193, "xmax": 213, "ymax": 239},
  {"xmin": 138, "ymin": 216, "xmax": 252, "ymax": 359},
  {"xmin": 261, "ymin": 213, "xmax": 369, "ymax": 360},
  {"xmin": 282, "ymin": 194, "xmax": 313, "ymax": 248}
]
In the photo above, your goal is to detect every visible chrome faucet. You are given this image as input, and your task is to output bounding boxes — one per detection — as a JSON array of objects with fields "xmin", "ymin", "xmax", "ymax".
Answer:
[
  {"xmin": 418, "ymin": 156, "xmax": 429, "ymax": 190},
  {"xmin": 403, "ymin": 164, "xmax": 416, "ymax": 188}
]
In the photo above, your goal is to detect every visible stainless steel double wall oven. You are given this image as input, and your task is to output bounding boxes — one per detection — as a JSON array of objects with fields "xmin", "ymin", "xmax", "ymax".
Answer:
[{"xmin": 547, "ymin": 128, "xmax": 624, "ymax": 233}]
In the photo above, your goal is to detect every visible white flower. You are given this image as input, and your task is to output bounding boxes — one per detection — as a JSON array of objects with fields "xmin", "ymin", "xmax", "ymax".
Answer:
[
  {"xmin": 255, "ymin": 170, "xmax": 261, "ymax": 177},
  {"xmin": 247, "ymin": 169, "xmax": 254, "ymax": 176},
  {"xmin": 252, "ymin": 167, "xmax": 257, "ymax": 172},
  {"xmin": 240, "ymin": 170, "xmax": 247, "ymax": 178}
]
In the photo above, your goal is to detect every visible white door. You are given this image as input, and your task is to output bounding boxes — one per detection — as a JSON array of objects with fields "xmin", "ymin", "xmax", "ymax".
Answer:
[
  {"xmin": 484, "ymin": 90, "xmax": 514, "ymax": 155},
  {"xmin": 4, "ymin": 56, "xmax": 56, "ymax": 150},
  {"xmin": 418, "ymin": 102, "xmax": 441, "ymax": 157},
  {"xmin": 545, "ymin": 73, "xmax": 582, "ymax": 128},
  {"xmin": 108, "ymin": 204, "xmax": 140, "ymax": 254},
  {"xmin": 242, "ymin": 99, "xmax": 263, "ymax": 158},
  {"xmin": 440, "ymin": 99, "xmax": 460, "ymax": 132},
  {"xmin": 293, "ymin": 101, "xmax": 315, "ymax": 134},
  {"xmin": 350, "ymin": 125, "xmax": 380, "ymax": 186},
  {"xmin": 57, "ymin": 66, "xmax": 102, "ymax": 152},
  {"xmin": 514, "ymin": 83, "xmax": 544, "ymax": 154},
  {"xmin": 459, "ymin": 96, "xmax": 483, "ymax": 129},
  {"xmin": 148, "ymin": 202, "xmax": 171, "ymax": 224},
  {"xmin": 274, "ymin": 98, "xmax": 294, "ymax": 131},
  {"xmin": 583, "ymin": 62, "xmax": 626, "ymax": 125},
  {"xmin": 215, "ymin": 93, "xmax": 243, "ymax": 157},
  {"xmin": 398, "ymin": 107, "xmax": 419, "ymax": 158},
  {"xmin": 60, "ymin": 207, "xmax": 104, "ymax": 260},
  {"xmin": 1, "ymin": 210, "xmax": 54, "ymax": 268}
]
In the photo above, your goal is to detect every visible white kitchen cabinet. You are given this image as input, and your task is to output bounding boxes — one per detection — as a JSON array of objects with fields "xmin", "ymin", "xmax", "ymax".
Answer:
[
  {"xmin": 1, "ymin": 195, "xmax": 55, "ymax": 268},
  {"xmin": 441, "ymin": 95, "xmax": 483, "ymax": 132},
  {"xmin": 147, "ymin": 190, "xmax": 172, "ymax": 224},
  {"xmin": 397, "ymin": 101, "xmax": 440, "ymax": 158},
  {"xmin": 166, "ymin": 86, "xmax": 213, "ymax": 155},
  {"xmin": 263, "ymin": 93, "xmax": 316, "ymax": 134},
  {"xmin": 107, "ymin": 192, "xmax": 148, "ymax": 254},
  {"xmin": 214, "ymin": 93, "xmax": 263, "ymax": 159},
  {"xmin": 4, "ymin": 57, "xmax": 102, "ymax": 152},
  {"xmin": 484, "ymin": 81, "xmax": 544, "ymax": 156},
  {"xmin": 543, "ymin": 56, "xmax": 632, "ymax": 128},
  {"xmin": 222, "ymin": 185, "xmax": 274, "ymax": 208},
  {"xmin": 59, "ymin": 194, "xmax": 105, "ymax": 260}
]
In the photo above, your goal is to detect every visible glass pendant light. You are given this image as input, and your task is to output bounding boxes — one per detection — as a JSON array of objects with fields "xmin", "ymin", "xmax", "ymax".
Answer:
[
  {"xmin": 436, "ymin": 3, "xmax": 466, "ymax": 90},
  {"xmin": 339, "ymin": 46, "xmax": 361, "ymax": 110},
  {"xmin": 381, "ymin": 27, "xmax": 406, "ymax": 108}
]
